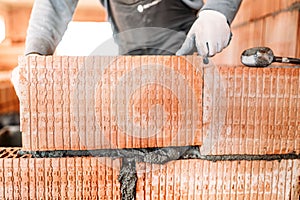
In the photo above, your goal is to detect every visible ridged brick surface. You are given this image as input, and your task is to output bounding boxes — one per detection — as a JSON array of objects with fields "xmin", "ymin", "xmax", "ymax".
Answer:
[
  {"xmin": 0, "ymin": 156, "xmax": 121, "ymax": 200},
  {"xmin": 202, "ymin": 66, "xmax": 300, "ymax": 155},
  {"xmin": 0, "ymin": 156, "xmax": 298, "ymax": 200},
  {"xmin": 19, "ymin": 56, "xmax": 300, "ymax": 154},
  {"xmin": 137, "ymin": 160, "xmax": 300, "ymax": 200},
  {"xmin": 136, "ymin": 159, "xmax": 300, "ymax": 200},
  {"xmin": 19, "ymin": 55, "xmax": 203, "ymax": 150}
]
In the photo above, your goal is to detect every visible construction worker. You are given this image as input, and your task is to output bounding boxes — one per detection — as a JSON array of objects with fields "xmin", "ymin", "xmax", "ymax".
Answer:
[{"xmin": 24, "ymin": 0, "xmax": 242, "ymax": 56}]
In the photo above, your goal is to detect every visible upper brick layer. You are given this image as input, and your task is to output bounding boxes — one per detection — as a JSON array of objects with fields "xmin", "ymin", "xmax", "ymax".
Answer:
[{"xmin": 19, "ymin": 56, "xmax": 300, "ymax": 154}]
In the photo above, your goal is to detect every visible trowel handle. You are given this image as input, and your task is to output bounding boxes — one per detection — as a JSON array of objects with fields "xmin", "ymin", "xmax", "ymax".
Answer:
[{"xmin": 274, "ymin": 56, "xmax": 300, "ymax": 65}]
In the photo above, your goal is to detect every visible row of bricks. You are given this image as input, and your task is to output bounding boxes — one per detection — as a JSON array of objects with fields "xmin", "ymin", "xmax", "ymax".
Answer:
[
  {"xmin": 19, "ymin": 56, "xmax": 300, "ymax": 153},
  {"xmin": 0, "ymin": 157, "xmax": 299, "ymax": 200},
  {"xmin": 232, "ymin": 0, "xmax": 300, "ymax": 26},
  {"xmin": 213, "ymin": 8, "xmax": 300, "ymax": 65},
  {"xmin": 0, "ymin": 72, "xmax": 19, "ymax": 114}
]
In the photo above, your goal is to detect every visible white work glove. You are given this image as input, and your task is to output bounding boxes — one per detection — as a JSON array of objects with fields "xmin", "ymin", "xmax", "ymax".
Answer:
[
  {"xmin": 11, "ymin": 66, "xmax": 21, "ymax": 99},
  {"xmin": 176, "ymin": 10, "xmax": 231, "ymax": 57}
]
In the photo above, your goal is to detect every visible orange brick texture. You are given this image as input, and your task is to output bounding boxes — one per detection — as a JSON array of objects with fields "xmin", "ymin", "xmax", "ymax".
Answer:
[
  {"xmin": 213, "ymin": 0, "xmax": 300, "ymax": 65},
  {"xmin": 19, "ymin": 56, "xmax": 203, "ymax": 151},
  {"xmin": 0, "ymin": 156, "xmax": 121, "ymax": 200},
  {"xmin": 0, "ymin": 72, "xmax": 19, "ymax": 114},
  {"xmin": 0, "ymin": 157, "xmax": 299, "ymax": 199},
  {"xmin": 19, "ymin": 56, "xmax": 300, "ymax": 154},
  {"xmin": 136, "ymin": 159, "xmax": 300, "ymax": 200}
]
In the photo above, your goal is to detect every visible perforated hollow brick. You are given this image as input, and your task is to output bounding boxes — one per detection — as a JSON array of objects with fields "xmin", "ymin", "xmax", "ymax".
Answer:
[
  {"xmin": 136, "ymin": 159, "xmax": 300, "ymax": 200},
  {"xmin": 202, "ymin": 67, "xmax": 300, "ymax": 155},
  {"xmin": 19, "ymin": 56, "xmax": 300, "ymax": 154},
  {"xmin": 0, "ymin": 156, "xmax": 121, "ymax": 199},
  {"xmin": 0, "ymin": 157, "xmax": 299, "ymax": 200},
  {"xmin": 19, "ymin": 55, "xmax": 203, "ymax": 151}
]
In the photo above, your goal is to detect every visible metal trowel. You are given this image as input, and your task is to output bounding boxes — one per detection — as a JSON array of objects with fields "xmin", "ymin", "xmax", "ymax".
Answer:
[{"xmin": 241, "ymin": 47, "xmax": 300, "ymax": 67}]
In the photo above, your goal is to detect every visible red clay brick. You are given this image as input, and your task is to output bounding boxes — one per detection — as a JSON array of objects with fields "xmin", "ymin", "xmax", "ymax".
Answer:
[
  {"xmin": 136, "ymin": 159, "xmax": 300, "ymax": 200},
  {"xmin": 19, "ymin": 56, "xmax": 300, "ymax": 154},
  {"xmin": 19, "ymin": 56, "xmax": 203, "ymax": 151},
  {"xmin": 202, "ymin": 66, "xmax": 300, "ymax": 155},
  {"xmin": 0, "ymin": 157, "xmax": 121, "ymax": 199}
]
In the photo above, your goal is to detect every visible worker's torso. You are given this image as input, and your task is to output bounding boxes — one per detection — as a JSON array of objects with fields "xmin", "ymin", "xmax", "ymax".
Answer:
[{"xmin": 101, "ymin": 0, "xmax": 199, "ymax": 54}]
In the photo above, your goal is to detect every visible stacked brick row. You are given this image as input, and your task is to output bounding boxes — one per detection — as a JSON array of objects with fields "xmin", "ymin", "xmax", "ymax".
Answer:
[
  {"xmin": 213, "ymin": 0, "xmax": 300, "ymax": 65},
  {"xmin": 0, "ymin": 71, "xmax": 19, "ymax": 114},
  {"xmin": 0, "ymin": 156, "xmax": 299, "ymax": 199},
  {"xmin": 19, "ymin": 56, "xmax": 300, "ymax": 155}
]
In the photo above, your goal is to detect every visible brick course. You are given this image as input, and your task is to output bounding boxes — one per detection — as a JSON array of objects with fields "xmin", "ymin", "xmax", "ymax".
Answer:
[
  {"xmin": 0, "ymin": 156, "xmax": 298, "ymax": 200},
  {"xmin": 19, "ymin": 56, "xmax": 300, "ymax": 154},
  {"xmin": 0, "ymin": 156, "xmax": 121, "ymax": 200}
]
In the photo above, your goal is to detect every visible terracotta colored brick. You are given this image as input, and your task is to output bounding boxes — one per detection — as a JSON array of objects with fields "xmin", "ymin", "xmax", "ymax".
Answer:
[
  {"xmin": 136, "ymin": 159, "xmax": 300, "ymax": 200},
  {"xmin": 19, "ymin": 55, "xmax": 203, "ymax": 150},
  {"xmin": 0, "ymin": 156, "xmax": 121, "ymax": 199},
  {"xmin": 201, "ymin": 67, "xmax": 300, "ymax": 155}
]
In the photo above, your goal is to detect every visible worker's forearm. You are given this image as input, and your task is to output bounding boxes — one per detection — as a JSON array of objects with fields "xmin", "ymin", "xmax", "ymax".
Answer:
[
  {"xmin": 201, "ymin": 0, "xmax": 242, "ymax": 24},
  {"xmin": 25, "ymin": 0, "xmax": 78, "ymax": 55}
]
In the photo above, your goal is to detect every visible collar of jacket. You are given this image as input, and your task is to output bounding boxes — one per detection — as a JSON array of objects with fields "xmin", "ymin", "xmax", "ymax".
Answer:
[
  {"xmin": 181, "ymin": 0, "xmax": 203, "ymax": 10},
  {"xmin": 101, "ymin": 0, "xmax": 203, "ymax": 10}
]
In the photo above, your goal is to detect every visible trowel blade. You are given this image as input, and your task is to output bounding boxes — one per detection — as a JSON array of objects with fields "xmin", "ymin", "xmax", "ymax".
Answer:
[{"xmin": 241, "ymin": 47, "xmax": 274, "ymax": 67}]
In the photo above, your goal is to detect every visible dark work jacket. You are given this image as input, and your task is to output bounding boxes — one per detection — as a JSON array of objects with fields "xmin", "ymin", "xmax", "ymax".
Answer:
[{"xmin": 104, "ymin": 0, "xmax": 198, "ymax": 54}]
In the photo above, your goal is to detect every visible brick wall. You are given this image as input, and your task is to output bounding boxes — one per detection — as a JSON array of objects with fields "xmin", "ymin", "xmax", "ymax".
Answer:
[
  {"xmin": 212, "ymin": 0, "xmax": 300, "ymax": 65},
  {"xmin": 0, "ymin": 55, "xmax": 299, "ymax": 199}
]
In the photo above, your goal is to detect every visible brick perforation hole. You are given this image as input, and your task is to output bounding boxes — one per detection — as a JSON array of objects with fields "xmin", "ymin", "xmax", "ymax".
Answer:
[{"xmin": 0, "ymin": 148, "xmax": 32, "ymax": 158}]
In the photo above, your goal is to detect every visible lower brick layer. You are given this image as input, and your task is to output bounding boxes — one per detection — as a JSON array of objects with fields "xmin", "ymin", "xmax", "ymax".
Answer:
[
  {"xmin": 0, "ymin": 157, "xmax": 121, "ymax": 200},
  {"xmin": 0, "ymin": 156, "xmax": 299, "ymax": 199},
  {"xmin": 136, "ymin": 159, "xmax": 300, "ymax": 200}
]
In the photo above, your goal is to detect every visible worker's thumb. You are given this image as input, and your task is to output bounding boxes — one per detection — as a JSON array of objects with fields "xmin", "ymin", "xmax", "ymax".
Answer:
[
  {"xmin": 11, "ymin": 66, "xmax": 21, "ymax": 99},
  {"xmin": 176, "ymin": 35, "xmax": 195, "ymax": 56}
]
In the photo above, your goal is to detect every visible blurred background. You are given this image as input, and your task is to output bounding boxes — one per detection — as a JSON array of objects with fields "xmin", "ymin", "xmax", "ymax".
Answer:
[{"xmin": 0, "ymin": 0, "xmax": 299, "ymax": 147}]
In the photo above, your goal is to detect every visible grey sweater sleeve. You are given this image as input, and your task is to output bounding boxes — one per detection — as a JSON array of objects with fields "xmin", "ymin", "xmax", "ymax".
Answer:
[
  {"xmin": 201, "ymin": 0, "xmax": 242, "ymax": 24},
  {"xmin": 25, "ymin": 0, "xmax": 79, "ymax": 55}
]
